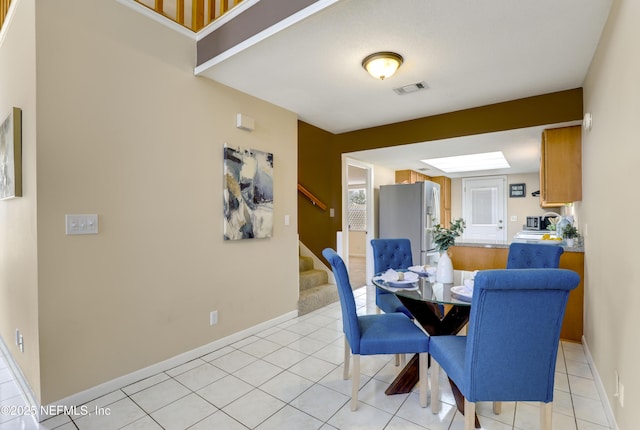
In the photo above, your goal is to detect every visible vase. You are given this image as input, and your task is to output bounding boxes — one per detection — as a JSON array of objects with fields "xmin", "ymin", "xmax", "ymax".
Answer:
[
  {"xmin": 436, "ymin": 250, "xmax": 454, "ymax": 284},
  {"xmin": 566, "ymin": 238, "xmax": 575, "ymax": 247}
]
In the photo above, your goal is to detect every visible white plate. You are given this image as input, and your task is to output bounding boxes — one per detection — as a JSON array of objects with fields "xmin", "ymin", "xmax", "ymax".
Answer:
[
  {"xmin": 450, "ymin": 286, "xmax": 473, "ymax": 301},
  {"xmin": 408, "ymin": 265, "xmax": 436, "ymax": 275},
  {"xmin": 379, "ymin": 270, "xmax": 418, "ymax": 281},
  {"xmin": 388, "ymin": 272, "xmax": 419, "ymax": 285},
  {"xmin": 385, "ymin": 284, "xmax": 420, "ymax": 291}
]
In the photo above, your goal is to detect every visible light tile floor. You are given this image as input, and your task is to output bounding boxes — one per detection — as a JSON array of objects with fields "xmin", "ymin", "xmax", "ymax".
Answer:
[{"xmin": 0, "ymin": 285, "xmax": 613, "ymax": 430}]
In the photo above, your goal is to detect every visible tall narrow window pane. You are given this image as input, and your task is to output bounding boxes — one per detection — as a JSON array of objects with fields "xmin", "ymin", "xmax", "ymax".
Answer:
[{"xmin": 348, "ymin": 188, "xmax": 367, "ymax": 231}]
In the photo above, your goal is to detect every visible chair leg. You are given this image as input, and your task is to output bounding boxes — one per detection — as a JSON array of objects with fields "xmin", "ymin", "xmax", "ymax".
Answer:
[
  {"xmin": 493, "ymin": 401, "xmax": 502, "ymax": 414},
  {"xmin": 464, "ymin": 398, "xmax": 476, "ymax": 430},
  {"xmin": 343, "ymin": 336, "xmax": 350, "ymax": 380},
  {"xmin": 351, "ymin": 355, "xmax": 360, "ymax": 411},
  {"xmin": 540, "ymin": 402, "xmax": 552, "ymax": 430},
  {"xmin": 430, "ymin": 360, "xmax": 440, "ymax": 413},
  {"xmin": 419, "ymin": 353, "xmax": 427, "ymax": 407},
  {"xmin": 394, "ymin": 353, "xmax": 407, "ymax": 366}
]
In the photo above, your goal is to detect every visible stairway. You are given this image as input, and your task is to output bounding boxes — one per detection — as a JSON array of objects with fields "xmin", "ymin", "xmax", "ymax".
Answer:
[{"xmin": 297, "ymin": 255, "xmax": 338, "ymax": 316}]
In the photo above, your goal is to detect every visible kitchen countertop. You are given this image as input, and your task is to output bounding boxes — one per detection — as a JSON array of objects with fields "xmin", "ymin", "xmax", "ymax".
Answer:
[
  {"xmin": 453, "ymin": 239, "xmax": 584, "ymax": 253},
  {"xmin": 454, "ymin": 239, "xmax": 511, "ymax": 249}
]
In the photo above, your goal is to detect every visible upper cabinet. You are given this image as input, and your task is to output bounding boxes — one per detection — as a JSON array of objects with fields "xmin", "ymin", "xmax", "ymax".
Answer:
[
  {"xmin": 539, "ymin": 125, "xmax": 582, "ymax": 207},
  {"xmin": 395, "ymin": 169, "xmax": 430, "ymax": 184}
]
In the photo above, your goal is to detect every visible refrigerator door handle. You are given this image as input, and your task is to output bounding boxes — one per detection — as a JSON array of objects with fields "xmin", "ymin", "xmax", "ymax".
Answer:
[{"xmin": 432, "ymin": 187, "xmax": 441, "ymax": 224}]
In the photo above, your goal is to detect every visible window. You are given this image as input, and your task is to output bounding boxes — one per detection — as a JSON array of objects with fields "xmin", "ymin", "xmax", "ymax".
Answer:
[{"xmin": 348, "ymin": 188, "xmax": 367, "ymax": 231}]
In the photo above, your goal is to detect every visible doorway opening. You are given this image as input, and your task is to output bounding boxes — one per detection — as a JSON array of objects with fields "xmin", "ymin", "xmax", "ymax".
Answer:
[{"xmin": 343, "ymin": 158, "xmax": 374, "ymax": 288}]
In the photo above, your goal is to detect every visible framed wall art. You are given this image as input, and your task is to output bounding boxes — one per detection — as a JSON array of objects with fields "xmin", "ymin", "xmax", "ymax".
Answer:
[
  {"xmin": 223, "ymin": 145, "xmax": 274, "ymax": 240},
  {"xmin": 509, "ymin": 183, "xmax": 526, "ymax": 198},
  {"xmin": 0, "ymin": 107, "xmax": 22, "ymax": 200}
]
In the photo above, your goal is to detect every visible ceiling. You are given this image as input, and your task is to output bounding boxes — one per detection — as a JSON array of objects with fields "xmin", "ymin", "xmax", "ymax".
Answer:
[{"xmin": 198, "ymin": 0, "xmax": 611, "ymax": 177}]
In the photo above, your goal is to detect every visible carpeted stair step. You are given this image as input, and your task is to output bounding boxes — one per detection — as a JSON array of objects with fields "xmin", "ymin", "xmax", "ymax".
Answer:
[
  {"xmin": 299, "ymin": 255, "xmax": 314, "ymax": 272},
  {"xmin": 299, "ymin": 269, "xmax": 328, "ymax": 292},
  {"xmin": 298, "ymin": 283, "xmax": 339, "ymax": 316},
  {"xmin": 297, "ymin": 254, "xmax": 338, "ymax": 316}
]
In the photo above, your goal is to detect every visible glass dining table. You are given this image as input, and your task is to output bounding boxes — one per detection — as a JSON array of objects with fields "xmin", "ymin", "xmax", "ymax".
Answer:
[
  {"xmin": 372, "ymin": 269, "xmax": 479, "ymax": 426},
  {"xmin": 372, "ymin": 269, "xmax": 474, "ymax": 338}
]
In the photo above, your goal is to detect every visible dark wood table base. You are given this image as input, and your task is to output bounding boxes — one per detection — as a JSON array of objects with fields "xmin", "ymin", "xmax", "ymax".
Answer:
[
  {"xmin": 384, "ymin": 354, "xmax": 420, "ymax": 395},
  {"xmin": 384, "ymin": 296, "xmax": 480, "ymax": 428}
]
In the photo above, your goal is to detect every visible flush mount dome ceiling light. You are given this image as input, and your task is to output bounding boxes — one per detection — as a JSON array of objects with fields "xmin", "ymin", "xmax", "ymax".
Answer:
[{"xmin": 362, "ymin": 52, "xmax": 403, "ymax": 80}]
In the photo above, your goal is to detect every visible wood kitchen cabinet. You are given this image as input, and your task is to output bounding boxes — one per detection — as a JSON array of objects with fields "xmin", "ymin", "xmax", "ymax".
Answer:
[
  {"xmin": 540, "ymin": 125, "xmax": 582, "ymax": 207},
  {"xmin": 450, "ymin": 245, "xmax": 584, "ymax": 342},
  {"xmin": 395, "ymin": 170, "xmax": 451, "ymax": 227},
  {"xmin": 395, "ymin": 169, "xmax": 430, "ymax": 184}
]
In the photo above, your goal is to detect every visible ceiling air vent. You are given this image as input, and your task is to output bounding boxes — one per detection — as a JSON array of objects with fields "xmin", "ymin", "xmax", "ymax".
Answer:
[{"xmin": 393, "ymin": 81, "xmax": 429, "ymax": 95}]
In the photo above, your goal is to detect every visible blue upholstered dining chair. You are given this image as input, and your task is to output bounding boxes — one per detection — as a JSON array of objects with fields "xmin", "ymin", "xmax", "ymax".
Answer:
[
  {"xmin": 429, "ymin": 269, "xmax": 580, "ymax": 430},
  {"xmin": 370, "ymin": 238, "xmax": 413, "ymax": 318},
  {"xmin": 506, "ymin": 242, "xmax": 564, "ymax": 269},
  {"xmin": 322, "ymin": 248, "xmax": 430, "ymax": 411}
]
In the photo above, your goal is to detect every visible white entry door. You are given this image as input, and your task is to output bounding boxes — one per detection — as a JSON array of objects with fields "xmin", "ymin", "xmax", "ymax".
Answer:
[{"xmin": 462, "ymin": 176, "xmax": 507, "ymax": 241}]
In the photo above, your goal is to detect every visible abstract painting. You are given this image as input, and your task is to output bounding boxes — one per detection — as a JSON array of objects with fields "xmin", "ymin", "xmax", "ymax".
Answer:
[
  {"xmin": 0, "ymin": 107, "xmax": 22, "ymax": 200},
  {"xmin": 223, "ymin": 145, "xmax": 274, "ymax": 240}
]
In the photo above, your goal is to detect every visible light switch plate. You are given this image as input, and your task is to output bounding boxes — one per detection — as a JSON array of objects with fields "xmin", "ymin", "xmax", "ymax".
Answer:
[{"xmin": 66, "ymin": 214, "xmax": 99, "ymax": 235}]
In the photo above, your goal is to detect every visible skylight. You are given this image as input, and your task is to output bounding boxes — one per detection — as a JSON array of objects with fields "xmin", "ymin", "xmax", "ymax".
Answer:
[{"xmin": 420, "ymin": 151, "xmax": 510, "ymax": 173}]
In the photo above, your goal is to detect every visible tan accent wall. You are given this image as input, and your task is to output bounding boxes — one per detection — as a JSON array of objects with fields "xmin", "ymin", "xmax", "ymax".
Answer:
[
  {"xmin": 299, "ymin": 89, "xmax": 584, "ymax": 263},
  {"xmin": 0, "ymin": 0, "xmax": 40, "ymax": 401},
  {"xmin": 0, "ymin": 0, "xmax": 299, "ymax": 405},
  {"xmin": 582, "ymin": 0, "xmax": 640, "ymax": 426}
]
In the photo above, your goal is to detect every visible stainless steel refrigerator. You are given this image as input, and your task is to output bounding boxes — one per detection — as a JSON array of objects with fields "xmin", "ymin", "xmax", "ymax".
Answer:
[{"xmin": 378, "ymin": 181, "xmax": 441, "ymax": 265}]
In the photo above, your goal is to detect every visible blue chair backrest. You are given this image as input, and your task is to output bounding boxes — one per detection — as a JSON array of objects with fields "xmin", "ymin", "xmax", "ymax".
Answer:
[
  {"xmin": 506, "ymin": 243, "xmax": 563, "ymax": 269},
  {"xmin": 464, "ymin": 268, "xmax": 580, "ymax": 402},
  {"xmin": 322, "ymin": 248, "xmax": 362, "ymax": 353},
  {"xmin": 371, "ymin": 238, "xmax": 413, "ymax": 273}
]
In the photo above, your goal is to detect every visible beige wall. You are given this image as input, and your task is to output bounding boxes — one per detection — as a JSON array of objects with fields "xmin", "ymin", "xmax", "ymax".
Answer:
[
  {"xmin": 582, "ymin": 0, "xmax": 640, "ymax": 427},
  {"xmin": 0, "ymin": 0, "xmax": 299, "ymax": 405},
  {"xmin": 0, "ymin": 0, "xmax": 40, "ymax": 401},
  {"xmin": 504, "ymin": 173, "xmax": 560, "ymax": 239}
]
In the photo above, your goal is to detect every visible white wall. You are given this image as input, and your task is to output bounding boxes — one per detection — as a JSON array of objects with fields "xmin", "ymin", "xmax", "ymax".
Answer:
[{"xmin": 582, "ymin": 0, "xmax": 640, "ymax": 427}]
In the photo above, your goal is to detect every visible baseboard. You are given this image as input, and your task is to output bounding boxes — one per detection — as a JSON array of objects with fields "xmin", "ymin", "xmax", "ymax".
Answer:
[
  {"xmin": 581, "ymin": 335, "xmax": 618, "ymax": 430},
  {"xmin": 0, "ymin": 337, "xmax": 40, "ymax": 424},
  {"xmin": 2, "ymin": 309, "xmax": 297, "ymax": 422}
]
